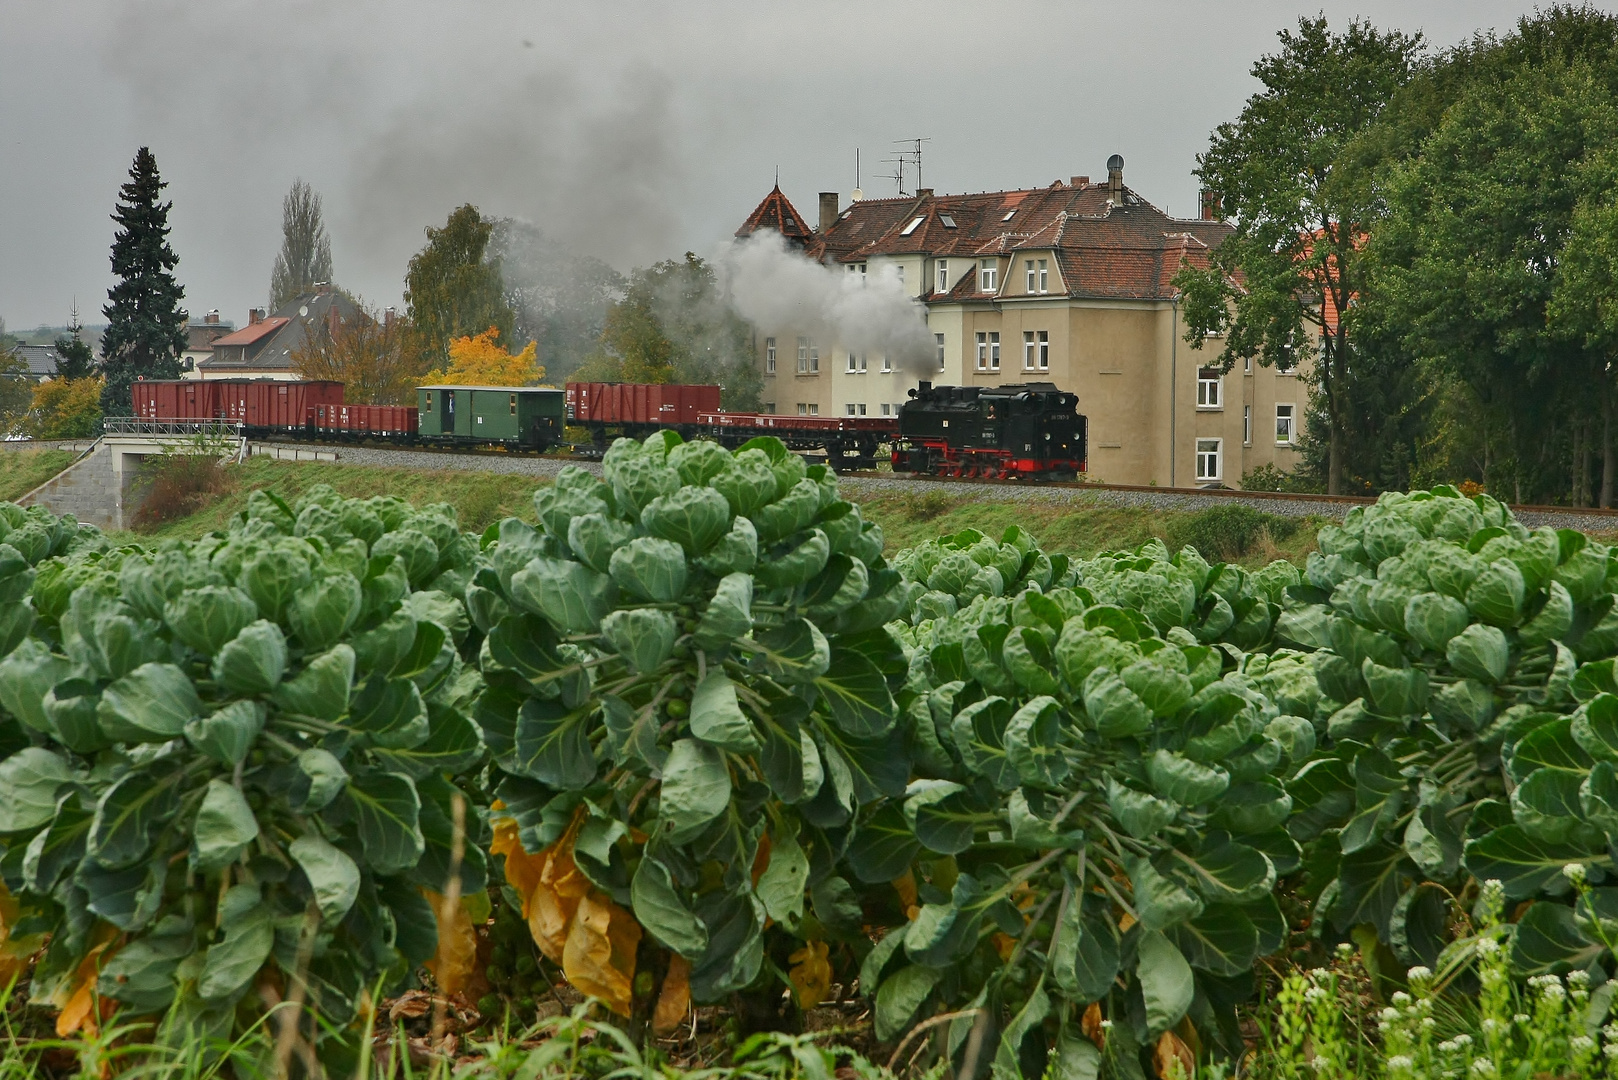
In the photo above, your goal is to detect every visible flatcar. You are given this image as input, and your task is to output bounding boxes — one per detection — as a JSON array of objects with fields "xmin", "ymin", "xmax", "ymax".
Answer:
[{"xmin": 891, "ymin": 381, "xmax": 1087, "ymax": 479}]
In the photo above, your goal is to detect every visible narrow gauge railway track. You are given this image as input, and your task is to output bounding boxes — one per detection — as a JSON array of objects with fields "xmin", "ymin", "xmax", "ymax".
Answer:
[{"xmin": 246, "ymin": 439, "xmax": 1618, "ymax": 533}]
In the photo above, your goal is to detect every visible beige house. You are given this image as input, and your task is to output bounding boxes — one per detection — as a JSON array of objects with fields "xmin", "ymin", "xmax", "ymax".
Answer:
[{"xmin": 734, "ymin": 158, "xmax": 1309, "ymax": 488}]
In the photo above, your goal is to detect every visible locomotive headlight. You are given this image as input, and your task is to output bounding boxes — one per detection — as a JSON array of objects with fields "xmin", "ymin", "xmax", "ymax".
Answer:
[{"xmin": 1044, "ymin": 432, "xmax": 1051, "ymax": 440}]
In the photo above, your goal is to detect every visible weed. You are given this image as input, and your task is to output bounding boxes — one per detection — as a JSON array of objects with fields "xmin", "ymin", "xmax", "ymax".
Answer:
[{"xmin": 1163, "ymin": 505, "xmax": 1299, "ymax": 561}]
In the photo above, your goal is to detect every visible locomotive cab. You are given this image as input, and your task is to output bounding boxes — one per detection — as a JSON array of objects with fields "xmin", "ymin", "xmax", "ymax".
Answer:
[{"xmin": 894, "ymin": 382, "xmax": 1086, "ymax": 480}]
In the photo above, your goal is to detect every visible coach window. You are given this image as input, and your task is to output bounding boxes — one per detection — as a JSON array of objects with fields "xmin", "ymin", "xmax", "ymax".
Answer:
[
  {"xmin": 797, "ymin": 337, "xmax": 808, "ymax": 373},
  {"xmin": 766, "ymin": 337, "xmax": 776, "ymax": 374},
  {"xmin": 1276, "ymin": 403, "xmax": 1296, "ymax": 444},
  {"xmin": 1196, "ymin": 367, "xmax": 1222, "ymax": 409},
  {"xmin": 1196, "ymin": 439, "xmax": 1222, "ymax": 482},
  {"xmin": 1038, "ymin": 330, "xmax": 1049, "ymax": 370},
  {"xmin": 509, "ymin": 394, "xmax": 517, "ymax": 415},
  {"xmin": 425, "ymin": 391, "xmax": 432, "ymax": 408}
]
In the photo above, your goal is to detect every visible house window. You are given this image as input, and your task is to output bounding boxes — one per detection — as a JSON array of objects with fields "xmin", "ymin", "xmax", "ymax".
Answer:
[
  {"xmin": 1196, "ymin": 368, "xmax": 1222, "ymax": 408},
  {"xmin": 1243, "ymin": 355, "xmax": 1252, "ymax": 375},
  {"xmin": 980, "ymin": 259, "xmax": 997, "ymax": 292},
  {"xmin": 881, "ymin": 353, "xmax": 892, "ymax": 372},
  {"xmin": 990, "ymin": 332, "xmax": 1000, "ymax": 369},
  {"xmin": 1276, "ymin": 404, "xmax": 1295, "ymax": 444},
  {"xmin": 810, "ymin": 341, "xmax": 819, "ymax": 372},
  {"xmin": 1196, "ymin": 439, "xmax": 1222, "ymax": 481},
  {"xmin": 1243, "ymin": 406, "xmax": 1252, "ymax": 445},
  {"xmin": 859, "ymin": 353, "xmax": 868, "ymax": 373},
  {"xmin": 766, "ymin": 337, "xmax": 776, "ymax": 374},
  {"xmin": 881, "ymin": 404, "xmax": 891, "ymax": 416},
  {"xmin": 1038, "ymin": 331, "xmax": 1049, "ymax": 369},
  {"xmin": 1038, "ymin": 259, "xmax": 1049, "ymax": 293},
  {"xmin": 847, "ymin": 403, "xmax": 857, "ymax": 416},
  {"xmin": 901, "ymin": 216, "xmax": 924, "ymax": 236},
  {"xmin": 797, "ymin": 337, "xmax": 808, "ymax": 373},
  {"xmin": 1023, "ymin": 331, "xmax": 1036, "ymax": 370},
  {"xmin": 809, "ymin": 404, "xmax": 818, "ymax": 415},
  {"xmin": 936, "ymin": 333, "xmax": 946, "ymax": 371},
  {"xmin": 1026, "ymin": 260, "xmax": 1036, "ymax": 292},
  {"xmin": 895, "ymin": 266, "xmax": 905, "ymax": 285},
  {"xmin": 764, "ymin": 402, "xmax": 775, "ymax": 413},
  {"xmin": 1278, "ymin": 346, "xmax": 1297, "ymax": 374},
  {"xmin": 798, "ymin": 403, "xmax": 808, "ymax": 415},
  {"xmin": 937, "ymin": 260, "xmax": 949, "ymax": 293},
  {"xmin": 976, "ymin": 332, "xmax": 988, "ymax": 370},
  {"xmin": 847, "ymin": 352, "xmax": 858, "ymax": 374},
  {"xmin": 858, "ymin": 403, "xmax": 867, "ymax": 415},
  {"xmin": 510, "ymin": 394, "xmax": 518, "ymax": 415}
]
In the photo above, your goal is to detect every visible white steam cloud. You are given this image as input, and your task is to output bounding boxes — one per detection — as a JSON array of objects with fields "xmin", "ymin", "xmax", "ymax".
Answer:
[{"xmin": 718, "ymin": 232, "xmax": 937, "ymax": 379}]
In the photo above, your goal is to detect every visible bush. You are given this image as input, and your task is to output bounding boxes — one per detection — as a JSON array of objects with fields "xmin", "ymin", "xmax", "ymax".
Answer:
[
  {"xmin": 131, "ymin": 452, "xmax": 235, "ymax": 527},
  {"xmin": 1242, "ymin": 461, "xmax": 1326, "ymax": 495},
  {"xmin": 1165, "ymin": 504, "xmax": 1298, "ymax": 560}
]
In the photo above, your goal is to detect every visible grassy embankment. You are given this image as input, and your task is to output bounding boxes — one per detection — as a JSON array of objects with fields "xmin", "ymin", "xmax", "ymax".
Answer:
[
  {"xmin": 0, "ymin": 449, "xmax": 79, "ymax": 502},
  {"xmin": 114, "ymin": 456, "xmax": 1321, "ymax": 565}
]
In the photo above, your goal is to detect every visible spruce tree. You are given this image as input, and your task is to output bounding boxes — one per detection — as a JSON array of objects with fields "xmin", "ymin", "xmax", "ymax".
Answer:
[
  {"xmin": 100, "ymin": 147, "xmax": 186, "ymax": 415},
  {"xmin": 52, "ymin": 303, "xmax": 95, "ymax": 381}
]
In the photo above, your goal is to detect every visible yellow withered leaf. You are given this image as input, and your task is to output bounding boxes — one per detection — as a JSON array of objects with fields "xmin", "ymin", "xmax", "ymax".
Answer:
[
  {"xmin": 51, "ymin": 926, "xmax": 118, "ymax": 1038},
  {"xmin": 1155, "ymin": 1030, "xmax": 1194, "ymax": 1080},
  {"xmin": 1082, "ymin": 1001, "xmax": 1106, "ymax": 1049},
  {"xmin": 490, "ymin": 820, "xmax": 545, "ymax": 920},
  {"xmin": 787, "ymin": 940, "xmax": 833, "ymax": 1009},
  {"xmin": 891, "ymin": 870, "xmax": 918, "ymax": 914},
  {"xmin": 562, "ymin": 891, "xmax": 641, "ymax": 1016},
  {"xmin": 652, "ymin": 954, "xmax": 691, "ymax": 1035},
  {"xmin": 422, "ymin": 888, "xmax": 479, "ymax": 997},
  {"xmin": 527, "ymin": 813, "xmax": 591, "ymax": 964}
]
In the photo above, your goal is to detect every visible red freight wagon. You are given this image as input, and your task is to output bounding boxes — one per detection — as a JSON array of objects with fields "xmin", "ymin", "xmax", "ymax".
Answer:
[
  {"xmin": 566, "ymin": 382, "xmax": 721, "ymax": 426},
  {"xmin": 133, "ymin": 380, "xmax": 224, "ymax": 421},
  {"xmin": 215, "ymin": 380, "xmax": 344, "ymax": 429},
  {"xmin": 308, "ymin": 403, "xmax": 419, "ymax": 437}
]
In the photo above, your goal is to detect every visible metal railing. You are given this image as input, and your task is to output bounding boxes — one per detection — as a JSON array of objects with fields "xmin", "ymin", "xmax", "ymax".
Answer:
[{"xmin": 102, "ymin": 418, "xmax": 245, "ymax": 437}]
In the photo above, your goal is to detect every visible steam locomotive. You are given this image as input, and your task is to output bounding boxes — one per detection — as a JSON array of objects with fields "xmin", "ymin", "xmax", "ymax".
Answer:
[{"xmin": 891, "ymin": 382, "xmax": 1087, "ymax": 479}]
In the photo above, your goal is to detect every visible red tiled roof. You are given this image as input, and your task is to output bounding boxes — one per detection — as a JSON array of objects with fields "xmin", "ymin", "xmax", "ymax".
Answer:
[
  {"xmin": 209, "ymin": 317, "xmax": 290, "ymax": 347},
  {"xmin": 735, "ymin": 185, "xmax": 814, "ymax": 241},
  {"xmin": 744, "ymin": 177, "xmax": 1235, "ymax": 302}
]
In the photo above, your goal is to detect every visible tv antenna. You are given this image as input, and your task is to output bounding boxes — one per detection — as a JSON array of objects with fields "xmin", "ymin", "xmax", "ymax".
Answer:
[{"xmin": 889, "ymin": 137, "xmax": 930, "ymax": 194}]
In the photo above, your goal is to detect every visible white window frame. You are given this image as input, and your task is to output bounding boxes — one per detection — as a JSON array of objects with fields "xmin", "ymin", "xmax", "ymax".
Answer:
[
  {"xmin": 1276, "ymin": 403, "xmax": 1296, "ymax": 445},
  {"xmin": 808, "ymin": 403, "xmax": 818, "ymax": 416},
  {"xmin": 880, "ymin": 403, "xmax": 891, "ymax": 416},
  {"xmin": 1026, "ymin": 260, "xmax": 1036, "ymax": 293},
  {"xmin": 935, "ymin": 333, "xmax": 946, "ymax": 372},
  {"xmin": 1196, "ymin": 367, "xmax": 1222, "ymax": 409},
  {"xmin": 847, "ymin": 352, "xmax": 858, "ymax": 374},
  {"xmin": 846, "ymin": 403, "xmax": 857, "ymax": 416},
  {"xmin": 980, "ymin": 259, "xmax": 997, "ymax": 292},
  {"xmin": 1038, "ymin": 259, "xmax": 1049, "ymax": 294},
  {"xmin": 764, "ymin": 402, "xmax": 774, "ymax": 413},
  {"xmin": 1195, "ymin": 438, "xmax": 1222, "ymax": 482},
  {"xmin": 895, "ymin": 265, "xmax": 905, "ymax": 286},
  {"xmin": 858, "ymin": 403, "xmax": 867, "ymax": 416},
  {"xmin": 1243, "ymin": 355, "xmax": 1252, "ymax": 375},
  {"xmin": 1243, "ymin": 405, "xmax": 1252, "ymax": 446},
  {"xmin": 798, "ymin": 403, "xmax": 808, "ymax": 416},
  {"xmin": 989, "ymin": 332, "xmax": 1000, "ymax": 370},
  {"xmin": 1037, "ymin": 330, "xmax": 1049, "ymax": 370},
  {"xmin": 1023, "ymin": 331, "xmax": 1036, "ymax": 370},
  {"xmin": 765, "ymin": 337, "xmax": 776, "ymax": 374},
  {"xmin": 881, "ymin": 353, "xmax": 892, "ymax": 372},
  {"xmin": 797, "ymin": 337, "xmax": 808, "ymax": 374},
  {"xmin": 937, "ymin": 260, "xmax": 949, "ymax": 293},
  {"xmin": 809, "ymin": 341, "xmax": 819, "ymax": 373},
  {"xmin": 976, "ymin": 332, "xmax": 987, "ymax": 371}
]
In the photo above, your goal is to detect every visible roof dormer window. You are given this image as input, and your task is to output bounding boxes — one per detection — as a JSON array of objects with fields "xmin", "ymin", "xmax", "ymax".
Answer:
[{"xmin": 900, "ymin": 216, "xmax": 924, "ymax": 236}]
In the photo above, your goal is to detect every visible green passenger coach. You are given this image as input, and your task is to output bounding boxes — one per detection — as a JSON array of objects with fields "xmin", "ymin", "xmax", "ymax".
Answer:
[{"xmin": 416, "ymin": 385, "xmax": 565, "ymax": 450}]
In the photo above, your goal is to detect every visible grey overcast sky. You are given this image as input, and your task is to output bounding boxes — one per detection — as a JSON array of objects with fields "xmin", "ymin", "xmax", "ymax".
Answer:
[{"xmin": 0, "ymin": 0, "xmax": 1568, "ymax": 332}]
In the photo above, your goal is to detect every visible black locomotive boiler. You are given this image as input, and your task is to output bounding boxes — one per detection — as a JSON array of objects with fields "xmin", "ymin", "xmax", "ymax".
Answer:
[{"xmin": 891, "ymin": 381, "xmax": 1087, "ymax": 479}]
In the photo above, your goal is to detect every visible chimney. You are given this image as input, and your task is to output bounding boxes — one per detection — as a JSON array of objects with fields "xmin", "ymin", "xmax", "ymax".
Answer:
[
  {"xmin": 1071, "ymin": 176, "xmax": 1090, "ymax": 187},
  {"xmin": 1107, "ymin": 155, "xmax": 1124, "ymax": 203},
  {"xmin": 248, "ymin": 308, "xmax": 264, "ymax": 326},
  {"xmin": 917, "ymin": 188, "xmax": 933, "ymax": 198},
  {"xmin": 1199, "ymin": 189, "xmax": 1221, "ymax": 221},
  {"xmin": 327, "ymin": 304, "xmax": 340, "ymax": 337},
  {"xmin": 818, "ymin": 192, "xmax": 839, "ymax": 234}
]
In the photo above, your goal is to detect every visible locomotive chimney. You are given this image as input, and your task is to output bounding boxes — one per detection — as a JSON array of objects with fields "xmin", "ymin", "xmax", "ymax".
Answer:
[
  {"xmin": 818, "ymin": 192, "xmax": 839, "ymax": 233},
  {"xmin": 1107, "ymin": 154, "xmax": 1124, "ymax": 203}
]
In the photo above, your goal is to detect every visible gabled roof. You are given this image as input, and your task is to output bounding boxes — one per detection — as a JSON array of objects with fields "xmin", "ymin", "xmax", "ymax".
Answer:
[
  {"xmin": 735, "ymin": 185, "xmax": 814, "ymax": 243},
  {"xmin": 210, "ymin": 317, "xmax": 290, "ymax": 348},
  {"xmin": 743, "ymin": 175, "xmax": 1235, "ymax": 303},
  {"xmin": 13, "ymin": 345, "xmax": 61, "ymax": 378}
]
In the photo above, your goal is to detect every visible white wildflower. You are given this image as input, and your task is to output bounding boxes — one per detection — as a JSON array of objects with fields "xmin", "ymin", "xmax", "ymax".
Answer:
[{"xmin": 1563, "ymin": 862, "xmax": 1588, "ymax": 886}]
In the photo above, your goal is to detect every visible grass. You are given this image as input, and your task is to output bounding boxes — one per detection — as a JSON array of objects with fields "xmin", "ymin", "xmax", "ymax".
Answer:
[
  {"xmin": 0, "ymin": 449, "xmax": 79, "ymax": 503},
  {"xmin": 118, "ymin": 458, "xmax": 1325, "ymax": 567}
]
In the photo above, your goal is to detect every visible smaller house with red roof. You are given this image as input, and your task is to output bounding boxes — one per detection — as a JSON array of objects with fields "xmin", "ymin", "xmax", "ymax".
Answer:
[{"xmin": 734, "ymin": 157, "xmax": 1309, "ymax": 488}]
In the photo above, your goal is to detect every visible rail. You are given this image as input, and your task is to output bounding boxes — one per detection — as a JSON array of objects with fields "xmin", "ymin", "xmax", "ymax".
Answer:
[{"xmin": 103, "ymin": 418, "xmax": 245, "ymax": 437}]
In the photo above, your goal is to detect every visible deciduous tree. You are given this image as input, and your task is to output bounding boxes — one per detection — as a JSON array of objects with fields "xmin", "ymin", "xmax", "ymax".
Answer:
[
  {"xmin": 269, "ymin": 179, "xmax": 334, "ymax": 310},
  {"xmin": 0, "ymin": 346, "xmax": 30, "ymax": 436},
  {"xmin": 290, "ymin": 303, "xmax": 419, "ymax": 404},
  {"xmin": 404, "ymin": 205, "xmax": 514, "ymax": 371},
  {"xmin": 422, "ymin": 327, "xmax": 542, "ymax": 387},
  {"xmin": 1173, "ymin": 16, "xmax": 1424, "ymax": 494},
  {"xmin": 99, "ymin": 147, "xmax": 186, "ymax": 416},
  {"xmin": 26, "ymin": 377, "xmax": 103, "ymax": 439}
]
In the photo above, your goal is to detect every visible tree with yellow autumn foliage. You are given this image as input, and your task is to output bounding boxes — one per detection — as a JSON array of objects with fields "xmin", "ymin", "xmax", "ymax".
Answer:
[
  {"xmin": 26, "ymin": 376, "xmax": 104, "ymax": 439},
  {"xmin": 423, "ymin": 326, "xmax": 543, "ymax": 386}
]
